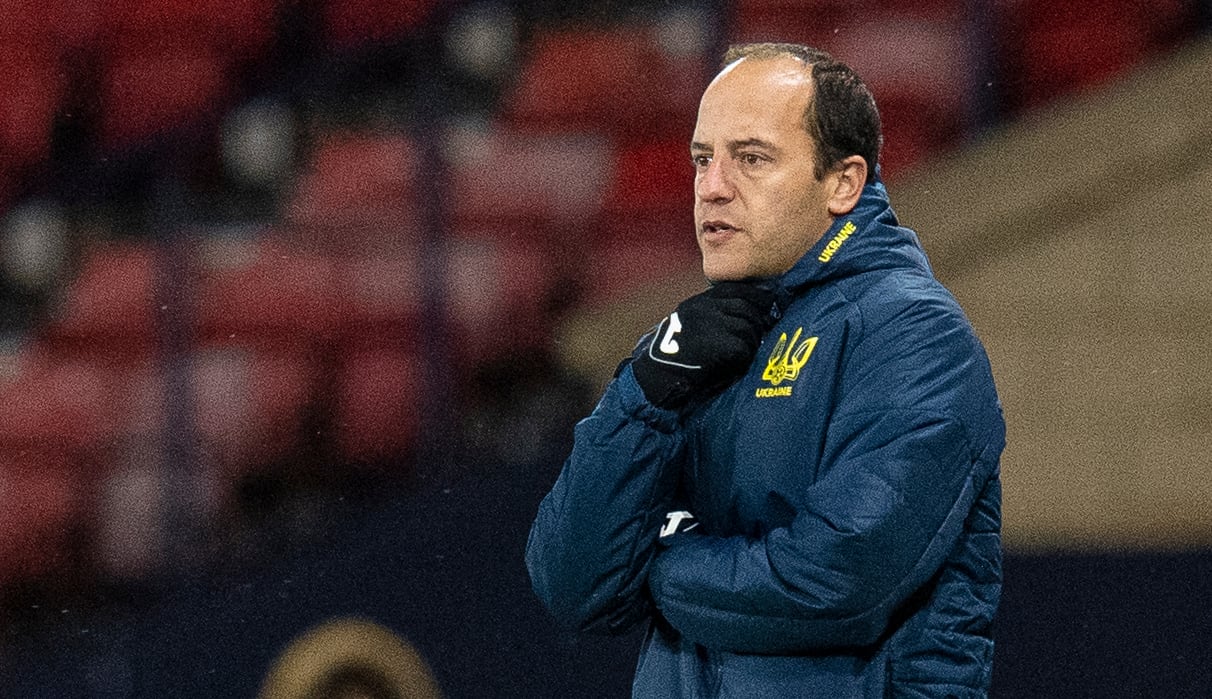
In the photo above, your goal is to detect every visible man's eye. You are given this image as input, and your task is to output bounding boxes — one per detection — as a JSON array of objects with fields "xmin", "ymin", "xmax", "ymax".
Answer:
[
  {"xmin": 692, "ymin": 155, "xmax": 711, "ymax": 168},
  {"xmin": 740, "ymin": 153, "xmax": 764, "ymax": 165}
]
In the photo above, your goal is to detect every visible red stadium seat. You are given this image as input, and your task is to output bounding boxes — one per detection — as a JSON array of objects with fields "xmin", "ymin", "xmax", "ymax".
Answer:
[
  {"xmin": 0, "ymin": 1, "xmax": 72, "ymax": 54},
  {"xmin": 97, "ymin": 46, "xmax": 229, "ymax": 149},
  {"xmin": 580, "ymin": 235, "xmax": 700, "ymax": 309},
  {"xmin": 331, "ymin": 347, "xmax": 422, "ymax": 464},
  {"xmin": 997, "ymin": 0, "xmax": 1155, "ymax": 111},
  {"xmin": 0, "ymin": 350, "xmax": 122, "ymax": 454},
  {"xmin": 828, "ymin": 14, "xmax": 976, "ymax": 177},
  {"xmin": 332, "ymin": 253, "xmax": 422, "ymax": 349},
  {"xmin": 322, "ymin": 0, "xmax": 437, "ymax": 51},
  {"xmin": 98, "ymin": 346, "xmax": 315, "ymax": 486},
  {"xmin": 732, "ymin": 0, "xmax": 967, "ymax": 45},
  {"xmin": 603, "ymin": 136, "xmax": 694, "ymax": 229},
  {"xmin": 443, "ymin": 234, "xmax": 558, "ymax": 363},
  {"xmin": 730, "ymin": 0, "xmax": 851, "ymax": 48},
  {"xmin": 447, "ymin": 126, "xmax": 613, "ymax": 230},
  {"xmin": 871, "ymin": 0, "xmax": 966, "ymax": 19},
  {"xmin": 875, "ymin": 100, "xmax": 943, "ymax": 181},
  {"xmin": 287, "ymin": 132, "xmax": 423, "ymax": 245},
  {"xmin": 192, "ymin": 236, "xmax": 344, "ymax": 348},
  {"xmin": 42, "ymin": 241, "xmax": 159, "ymax": 359},
  {"xmin": 0, "ymin": 448, "xmax": 85, "ymax": 586},
  {"xmin": 91, "ymin": 0, "xmax": 278, "ymax": 148},
  {"xmin": 190, "ymin": 345, "xmax": 317, "ymax": 472},
  {"xmin": 189, "ymin": 236, "xmax": 341, "ymax": 470},
  {"xmin": 102, "ymin": 0, "xmax": 277, "ymax": 60},
  {"xmin": 45, "ymin": 0, "xmax": 112, "ymax": 56},
  {"xmin": 502, "ymin": 26, "xmax": 707, "ymax": 136},
  {"xmin": 0, "ymin": 48, "xmax": 64, "ymax": 173}
]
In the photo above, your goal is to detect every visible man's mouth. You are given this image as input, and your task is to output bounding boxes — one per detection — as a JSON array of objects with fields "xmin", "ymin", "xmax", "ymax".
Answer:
[{"xmin": 700, "ymin": 221, "xmax": 736, "ymax": 236}]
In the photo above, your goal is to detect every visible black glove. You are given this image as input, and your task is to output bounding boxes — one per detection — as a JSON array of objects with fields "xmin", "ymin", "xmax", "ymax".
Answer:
[{"xmin": 629, "ymin": 281, "xmax": 785, "ymax": 410}]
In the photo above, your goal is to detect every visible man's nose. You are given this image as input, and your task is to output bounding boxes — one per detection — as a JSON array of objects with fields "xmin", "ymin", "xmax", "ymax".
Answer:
[{"xmin": 696, "ymin": 159, "xmax": 734, "ymax": 202}]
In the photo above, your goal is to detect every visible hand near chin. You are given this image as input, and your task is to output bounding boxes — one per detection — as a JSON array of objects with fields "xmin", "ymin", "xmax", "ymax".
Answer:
[{"xmin": 630, "ymin": 279, "xmax": 788, "ymax": 411}]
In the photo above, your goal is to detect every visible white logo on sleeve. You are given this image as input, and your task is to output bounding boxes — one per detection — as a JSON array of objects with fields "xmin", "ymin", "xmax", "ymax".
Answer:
[{"xmin": 659, "ymin": 510, "xmax": 699, "ymax": 538}]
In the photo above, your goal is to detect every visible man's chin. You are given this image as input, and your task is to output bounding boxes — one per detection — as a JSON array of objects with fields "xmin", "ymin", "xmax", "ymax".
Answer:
[{"xmin": 701, "ymin": 259, "xmax": 752, "ymax": 284}]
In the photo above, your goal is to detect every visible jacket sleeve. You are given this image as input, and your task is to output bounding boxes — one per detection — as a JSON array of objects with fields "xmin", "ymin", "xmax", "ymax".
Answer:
[
  {"xmin": 525, "ymin": 364, "xmax": 687, "ymax": 635},
  {"xmin": 647, "ymin": 294, "xmax": 1005, "ymax": 654}
]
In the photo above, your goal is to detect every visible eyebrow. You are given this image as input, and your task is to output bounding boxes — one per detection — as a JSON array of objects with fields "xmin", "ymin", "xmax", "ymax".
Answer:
[{"xmin": 690, "ymin": 138, "xmax": 780, "ymax": 154}]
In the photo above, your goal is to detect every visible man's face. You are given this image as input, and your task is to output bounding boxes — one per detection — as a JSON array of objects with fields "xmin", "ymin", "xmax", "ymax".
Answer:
[{"xmin": 691, "ymin": 56, "xmax": 836, "ymax": 282}]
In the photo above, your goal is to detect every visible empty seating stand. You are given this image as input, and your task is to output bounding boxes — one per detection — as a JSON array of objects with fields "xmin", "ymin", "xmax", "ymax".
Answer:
[
  {"xmin": 496, "ymin": 22, "xmax": 708, "ymax": 306},
  {"xmin": 502, "ymin": 25, "xmax": 707, "ymax": 136},
  {"xmin": 994, "ymin": 0, "xmax": 1199, "ymax": 113},
  {"xmin": 321, "ymin": 0, "xmax": 438, "ymax": 52},
  {"xmin": 0, "ymin": 48, "xmax": 64, "ymax": 181},
  {"xmin": 0, "ymin": 0, "xmax": 1200, "ymax": 610},
  {"xmin": 286, "ymin": 130, "xmax": 424, "ymax": 252},
  {"xmin": 95, "ymin": 0, "xmax": 277, "ymax": 148},
  {"xmin": 731, "ymin": 0, "xmax": 978, "ymax": 179},
  {"xmin": 0, "ymin": 446, "xmax": 85, "ymax": 589}
]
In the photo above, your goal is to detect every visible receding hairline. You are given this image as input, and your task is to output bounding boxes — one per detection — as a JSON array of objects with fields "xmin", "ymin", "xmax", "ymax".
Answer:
[
  {"xmin": 720, "ymin": 43, "xmax": 825, "ymax": 74},
  {"xmin": 716, "ymin": 42, "xmax": 882, "ymax": 183},
  {"xmin": 715, "ymin": 52, "xmax": 814, "ymax": 87},
  {"xmin": 706, "ymin": 51, "xmax": 820, "ymax": 157},
  {"xmin": 706, "ymin": 53, "xmax": 816, "ymax": 112}
]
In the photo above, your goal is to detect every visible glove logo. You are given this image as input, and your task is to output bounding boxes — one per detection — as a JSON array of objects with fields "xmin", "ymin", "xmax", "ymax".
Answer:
[
  {"xmin": 758, "ymin": 327, "xmax": 817, "ymax": 397},
  {"xmin": 646, "ymin": 313, "xmax": 703, "ymax": 370},
  {"xmin": 659, "ymin": 312, "xmax": 683, "ymax": 355}
]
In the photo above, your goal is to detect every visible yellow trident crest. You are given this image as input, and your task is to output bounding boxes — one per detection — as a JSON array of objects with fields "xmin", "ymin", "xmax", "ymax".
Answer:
[{"xmin": 762, "ymin": 327, "xmax": 817, "ymax": 386}]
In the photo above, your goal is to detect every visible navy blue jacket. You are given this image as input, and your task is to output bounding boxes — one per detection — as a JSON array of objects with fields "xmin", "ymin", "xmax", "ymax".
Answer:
[{"xmin": 527, "ymin": 180, "xmax": 1005, "ymax": 698}]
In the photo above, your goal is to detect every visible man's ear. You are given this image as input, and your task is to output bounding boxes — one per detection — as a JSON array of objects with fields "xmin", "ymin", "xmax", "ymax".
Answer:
[{"xmin": 826, "ymin": 155, "xmax": 868, "ymax": 216}]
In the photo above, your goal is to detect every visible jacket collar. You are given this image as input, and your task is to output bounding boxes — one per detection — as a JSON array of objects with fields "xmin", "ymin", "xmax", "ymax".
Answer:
[{"xmin": 776, "ymin": 175, "xmax": 931, "ymax": 295}]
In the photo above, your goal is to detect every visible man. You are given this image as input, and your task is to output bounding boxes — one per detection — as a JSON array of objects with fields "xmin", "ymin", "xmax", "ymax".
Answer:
[{"xmin": 526, "ymin": 42, "xmax": 1004, "ymax": 698}]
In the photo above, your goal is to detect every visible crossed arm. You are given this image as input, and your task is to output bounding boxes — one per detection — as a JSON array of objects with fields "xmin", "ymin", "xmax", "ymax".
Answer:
[{"xmin": 527, "ymin": 299, "xmax": 1002, "ymax": 653}]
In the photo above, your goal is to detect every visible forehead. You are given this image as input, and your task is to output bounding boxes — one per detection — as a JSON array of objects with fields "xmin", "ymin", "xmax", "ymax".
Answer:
[{"xmin": 694, "ymin": 56, "xmax": 814, "ymax": 141}]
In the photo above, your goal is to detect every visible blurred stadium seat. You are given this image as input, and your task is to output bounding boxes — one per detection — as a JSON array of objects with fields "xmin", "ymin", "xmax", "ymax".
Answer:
[
  {"xmin": 0, "ymin": 48, "xmax": 65, "ymax": 175},
  {"xmin": 41, "ymin": 240, "xmax": 159, "ymax": 359},
  {"xmin": 93, "ymin": 0, "xmax": 278, "ymax": 149},
  {"xmin": 997, "ymin": 0, "xmax": 1148, "ymax": 110},
  {"xmin": 730, "ymin": 0, "xmax": 851, "ymax": 49},
  {"xmin": 446, "ymin": 125, "xmax": 612, "ymax": 230},
  {"xmin": 994, "ymin": 0, "xmax": 1199, "ymax": 111},
  {"xmin": 591, "ymin": 135, "xmax": 698, "ymax": 306},
  {"xmin": 333, "ymin": 252, "xmax": 422, "ymax": 347},
  {"xmin": 193, "ymin": 236, "xmax": 343, "ymax": 348},
  {"xmin": 580, "ymin": 233, "xmax": 699, "ymax": 309},
  {"xmin": 604, "ymin": 136, "xmax": 692, "ymax": 226},
  {"xmin": 501, "ymin": 25, "xmax": 707, "ymax": 136},
  {"xmin": 321, "ymin": 0, "xmax": 438, "ymax": 51},
  {"xmin": 97, "ymin": 46, "xmax": 230, "ymax": 149},
  {"xmin": 443, "ymin": 233, "xmax": 558, "ymax": 362},
  {"xmin": 286, "ymin": 131, "xmax": 423, "ymax": 247},
  {"xmin": 331, "ymin": 346, "xmax": 422, "ymax": 465},
  {"xmin": 0, "ymin": 351, "xmax": 121, "ymax": 454},
  {"xmin": 190, "ymin": 344, "xmax": 317, "ymax": 473},
  {"xmin": 102, "ymin": 0, "xmax": 277, "ymax": 60},
  {"xmin": 0, "ymin": 447, "xmax": 85, "ymax": 587}
]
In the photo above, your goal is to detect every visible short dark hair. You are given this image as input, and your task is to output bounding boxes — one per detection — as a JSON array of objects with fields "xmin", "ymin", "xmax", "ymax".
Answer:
[{"xmin": 721, "ymin": 43, "xmax": 882, "ymax": 184}]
